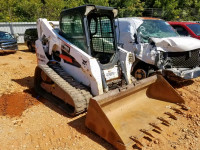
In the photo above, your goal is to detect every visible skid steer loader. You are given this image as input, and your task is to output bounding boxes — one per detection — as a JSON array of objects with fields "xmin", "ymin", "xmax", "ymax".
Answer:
[{"xmin": 34, "ymin": 5, "xmax": 186, "ymax": 149}]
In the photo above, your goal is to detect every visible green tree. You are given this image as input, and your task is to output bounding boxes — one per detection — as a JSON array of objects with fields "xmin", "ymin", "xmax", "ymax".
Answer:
[
  {"xmin": 1, "ymin": 0, "xmax": 200, "ymax": 22},
  {"xmin": 143, "ymin": 0, "xmax": 200, "ymax": 21},
  {"xmin": 177, "ymin": 0, "xmax": 200, "ymax": 21},
  {"xmin": 41, "ymin": 0, "xmax": 67, "ymax": 20},
  {"xmin": 14, "ymin": 0, "xmax": 43, "ymax": 22},
  {"xmin": 109, "ymin": 0, "xmax": 144, "ymax": 17},
  {"xmin": 63, "ymin": 0, "xmax": 85, "ymax": 9},
  {"xmin": 0, "ymin": 0, "xmax": 18, "ymax": 22},
  {"xmin": 153, "ymin": 0, "xmax": 180, "ymax": 20},
  {"xmin": 86, "ymin": 0, "xmax": 109, "ymax": 6}
]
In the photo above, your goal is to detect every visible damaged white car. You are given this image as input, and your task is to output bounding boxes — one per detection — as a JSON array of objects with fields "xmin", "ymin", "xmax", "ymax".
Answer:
[{"xmin": 115, "ymin": 17, "xmax": 200, "ymax": 79}]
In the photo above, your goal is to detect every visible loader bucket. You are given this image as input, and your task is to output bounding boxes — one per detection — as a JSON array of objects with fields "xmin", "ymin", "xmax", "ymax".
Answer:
[{"xmin": 85, "ymin": 75, "xmax": 184, "ymax": 150}]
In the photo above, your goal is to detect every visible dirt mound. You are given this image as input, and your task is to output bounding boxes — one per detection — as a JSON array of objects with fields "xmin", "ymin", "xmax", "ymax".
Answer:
[{"xmin": 0, "ymin": 92, "xmax": 40, "ymax": 117}]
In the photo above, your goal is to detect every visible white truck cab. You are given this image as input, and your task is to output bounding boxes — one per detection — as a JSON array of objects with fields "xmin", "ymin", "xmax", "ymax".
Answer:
[{"xmin": 115, "ymin": 17, "xmax": 200, "ymax": 79}]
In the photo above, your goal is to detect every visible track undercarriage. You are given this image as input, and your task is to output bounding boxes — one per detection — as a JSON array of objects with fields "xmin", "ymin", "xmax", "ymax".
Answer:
[{"xmin": 34, "ymin": 62, "xmax": 92, "ymax": 115}]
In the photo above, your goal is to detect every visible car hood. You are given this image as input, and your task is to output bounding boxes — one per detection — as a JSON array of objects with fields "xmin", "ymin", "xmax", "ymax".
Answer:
[
  {"xmin": 0, "ymin": 39, "xmax": 17, "ymax": 44},
  {"xmin": 151, "ymin": 36, "xmax": 200, "ymax": 52}
]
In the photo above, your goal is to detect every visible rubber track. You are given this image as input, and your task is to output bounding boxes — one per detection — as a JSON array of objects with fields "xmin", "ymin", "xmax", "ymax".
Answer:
[{"xmin": 35, "ymin": 63, "xmax": 92, "ymax": 115}]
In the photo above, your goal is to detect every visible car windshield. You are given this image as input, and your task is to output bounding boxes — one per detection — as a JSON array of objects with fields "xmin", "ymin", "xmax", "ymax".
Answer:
[
  {"xmin": 187, "ymin": 24, "xmax": 200, "ymax": 36},
  {"xmin": 138, "ymin": 20, "xmax": 179, "ymax": 43},
  {"xmin": 0, "ymin": 32, "xmax": 14, "ymax": 40}
]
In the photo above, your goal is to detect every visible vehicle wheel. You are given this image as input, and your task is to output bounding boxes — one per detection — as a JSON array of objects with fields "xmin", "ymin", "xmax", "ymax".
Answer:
[
  {"xmin": 132, "ymin": 62, "xmax": 153, "ymax": 80},
  {"xmin": 133, "ymin": 68, "xmax": 148, "ymax": 80},
  {"xmin": 28, "ymin": 44, "xmax": 34, "ymax": 52}
]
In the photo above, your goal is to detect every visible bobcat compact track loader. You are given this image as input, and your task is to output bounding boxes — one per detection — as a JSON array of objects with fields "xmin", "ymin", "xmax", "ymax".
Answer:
[{"xmin": 34, "ymin": 5, "xmax": 186, "ymax": 149}]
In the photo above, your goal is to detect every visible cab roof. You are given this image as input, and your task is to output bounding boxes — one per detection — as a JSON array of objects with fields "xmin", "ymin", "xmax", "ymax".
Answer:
[
  {"xmin": 60, "ymin": 5, "xmax": 118, "ymax": 17},
  {"xmin": 136, "ymin": 17, "xmax": 162, "ymax": 20},
  {"xmin": 118, "ymin": 17, "xmax": 163, "ymax": 21},
  {"xmin": 168, "ymin": 21, "xmax": 199, "ymax": 25}
]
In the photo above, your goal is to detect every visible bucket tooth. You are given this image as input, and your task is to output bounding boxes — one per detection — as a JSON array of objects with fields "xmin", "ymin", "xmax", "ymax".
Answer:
[
  {"xmin": 152, "ymin": 129, "xmax": 161, "ymax": 134},
  {"xmin": 143, "ymin": 136, "xmax": 153, "ymax": 142},
  {"xmin": 130, "ymin": 136, "xmax": 143, "ymax": 147},
  {"xmin": 149, "ymin": 123, "xmax": 162, "ymax": 131},
  {"xmin": 171, "ymin": 107, "xmax": 184, "ymax": 115},
  {"xmin": 140, "ymin": 129, "xmax": 154, "ymax": 138},
  {"xmin": 164, "ymin": 112, "xmax": 177, "ymax": 120},
  {"xmin": 177, "ymin": 103, "xmax": 190, "ymax": 111},
  {"xmin": 157, "ymin": 117, "xmax": 170, "ymax": 125}
]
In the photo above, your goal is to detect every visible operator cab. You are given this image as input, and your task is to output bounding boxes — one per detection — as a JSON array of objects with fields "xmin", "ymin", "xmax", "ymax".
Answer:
[{"xmin": 60, "ymin": 5, "xmax": 118, "ymax": 66}]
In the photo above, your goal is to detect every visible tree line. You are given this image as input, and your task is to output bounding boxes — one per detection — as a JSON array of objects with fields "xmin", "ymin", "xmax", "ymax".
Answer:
[{"xmin": 0, "ymin": 0, "xmax": 200, "ymax": 22}]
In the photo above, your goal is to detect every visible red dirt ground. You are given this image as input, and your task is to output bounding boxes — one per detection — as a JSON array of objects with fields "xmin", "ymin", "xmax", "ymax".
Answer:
[
  {"xmin": 0, "ymin": 45, "xmax": 199, "ymax": 150},
  {"xmin": 0, "ymin": 92, "xmax": 40, "ymax": 117}
]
